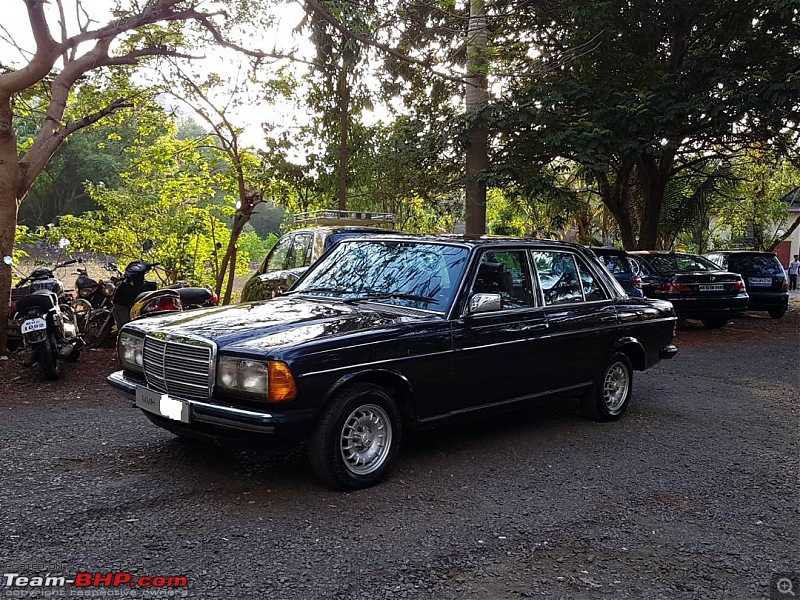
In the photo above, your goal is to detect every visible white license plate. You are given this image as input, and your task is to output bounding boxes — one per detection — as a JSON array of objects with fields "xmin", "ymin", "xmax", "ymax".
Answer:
[
  {"xmin": 135, "ymin": 387, "xmax": 190, "ymax": 423},
  {"xmin": 749, "ymin": 277, "xmax": 771, "ymax": 286},
  {"xmin": 20, "ymin": 318, "xmax": 47, "ymax": 335},
  {"xmin": 698, "ymin": 284, "xmax": 724, "ymax": 292}
]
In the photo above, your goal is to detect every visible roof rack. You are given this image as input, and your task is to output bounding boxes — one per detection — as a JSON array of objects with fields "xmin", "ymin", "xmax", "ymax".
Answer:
[{"xmin": 293, "ymin": 210, "xmax": 396, "ymax": 229}]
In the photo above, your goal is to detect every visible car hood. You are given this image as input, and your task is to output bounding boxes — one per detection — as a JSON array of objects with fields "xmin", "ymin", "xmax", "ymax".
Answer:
[{"xmin": 123, "ymin": 296, "xmax": 433, "ymax": 353}]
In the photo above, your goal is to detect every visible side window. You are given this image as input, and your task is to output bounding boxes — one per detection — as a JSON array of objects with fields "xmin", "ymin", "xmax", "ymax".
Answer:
[
  {"xmin": 531, "ymin": 251, "xmax": 583, "ymax": 305},
  {"xmin": 576, "ymin": 258, "xmax": 608, "ymax": 302},
  {"xmin": 471, "ymin": 250, "xmax": 534, "ymax": 309},
  {"xmin": 287, "ymin": 233, "xmax": 314, "ymax": 269},
  {"xmin": 264, "ymin": 235, "xmax": 293, "ymax": 273},
  {"xmin": 601, "ymin": 255, "xmax": 627, "ymax": 274}
]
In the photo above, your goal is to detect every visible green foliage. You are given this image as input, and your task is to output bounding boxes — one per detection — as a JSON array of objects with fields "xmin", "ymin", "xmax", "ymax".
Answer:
[
  {"xmin": 238, "ymin": 229, "xmax": 278, "ymax": 266},
  {"xmin": 51, "ymin": 131, "xmax": 253, "ymax": 288},
  {"xmin": 713, "ymin": 149, "xmax": 800, "ymax": 251}
]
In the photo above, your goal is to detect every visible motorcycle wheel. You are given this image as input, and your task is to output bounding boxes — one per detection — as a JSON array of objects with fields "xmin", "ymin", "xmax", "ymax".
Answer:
[
  {"xmin": 35, "ymin": 334, "xmax": 63, "ymax": 380},
  {"xmin": 83, "ymin": 312, "xmax": 114, "ymax": 348}
]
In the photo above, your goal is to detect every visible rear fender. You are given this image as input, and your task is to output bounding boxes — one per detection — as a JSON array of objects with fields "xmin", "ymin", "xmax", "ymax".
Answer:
[{"xmin": 612, "ymin": 336, "xmax": 646, "ymax": 370}]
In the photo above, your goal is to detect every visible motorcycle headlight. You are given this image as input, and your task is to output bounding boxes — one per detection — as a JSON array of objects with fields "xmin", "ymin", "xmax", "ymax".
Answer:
[
  {"xmin": 216, "ymin": 357, "xmax": 297, "ymax": 402},
  {"xmin": 102, "ymin": 282, "xmax": 115, "ymax": 297},
  {"xmin": 118, "ymin": 331, "xmax": 145, "ymax": 372},
  {"xmin": 79, "ymin": 288, "xmax": 93, "ymax": 298}
]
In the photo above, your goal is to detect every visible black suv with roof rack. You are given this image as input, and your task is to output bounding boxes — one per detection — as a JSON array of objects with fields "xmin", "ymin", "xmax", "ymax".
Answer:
[
  {"xmin": 703, "ymin": 250, "xmax": 789, "ymax": 319},
  {"xmin": 240, "ymin": 210, "xmax": 398, "ymax": 302}
]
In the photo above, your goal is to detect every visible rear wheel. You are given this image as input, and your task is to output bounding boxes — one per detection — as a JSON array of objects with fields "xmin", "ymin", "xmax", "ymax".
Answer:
[
  {"xmin": 35, "ymin": 333, "xmax": 62, "ymax": 380},
  {"xmin": 768, "ymin": 308, "xmax": 786, "ymax": 319},
  {"xmin": 308, "ymin": 383, "xmax": 402, "ymax": 490},
  {"xmin": 701, "ymin": 318, "xmax": 728, "ymax": 329},
  {"xmin": 583, "ymin": 353, "xmax": 633, "ymax": 422}
]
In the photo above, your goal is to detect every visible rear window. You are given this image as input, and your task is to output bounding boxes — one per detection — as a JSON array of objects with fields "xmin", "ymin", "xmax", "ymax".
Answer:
[
  {"xmin": 645, "ymin": 254, "xmax": 718, "ymax": 273},
  {"xmin": 726, "ymin": 254, "xmax": 784, "ymax": 275}
]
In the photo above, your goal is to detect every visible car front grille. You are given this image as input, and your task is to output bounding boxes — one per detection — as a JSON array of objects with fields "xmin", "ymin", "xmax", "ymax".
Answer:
[{"xmin": 143, "ymin": 335, "xmax": 213, "ymax": 399}]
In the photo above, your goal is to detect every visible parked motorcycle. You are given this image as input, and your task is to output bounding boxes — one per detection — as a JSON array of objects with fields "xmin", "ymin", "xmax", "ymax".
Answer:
[
  {"xmin": 81, "ymin": 251, "xmax": 218, "ymax": 348},
  {"xmin": 73, "ymin": 262, "xmax": 121, "ymax": 343},
  {"xmin": 6, "ymin": 255, "xmax": 83, "ymax": 379}
]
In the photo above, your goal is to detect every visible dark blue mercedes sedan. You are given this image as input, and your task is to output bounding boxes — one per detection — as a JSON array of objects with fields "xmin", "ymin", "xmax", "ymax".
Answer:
[{"xmin": 108, "ymin": 236, "xmax": 677, "ymax": 490}]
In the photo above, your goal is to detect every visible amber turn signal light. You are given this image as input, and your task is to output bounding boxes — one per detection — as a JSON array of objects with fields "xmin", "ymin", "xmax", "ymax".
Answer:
[{"xmin": 268, "ymin": 361, "xmax": 297, "ymax": 402}]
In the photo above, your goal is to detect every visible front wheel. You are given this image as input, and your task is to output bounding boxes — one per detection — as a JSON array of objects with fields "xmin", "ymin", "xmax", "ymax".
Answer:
[
  {"xmin": 583, "ymin": 353, "xmax": 633, "ymax": 422},
  {"xmin": 768, "ymin": 308, "xmax": 786, "ymax": 319},
  {"xmin": 308, "ymin": 383, "xmax": 402, "ymax": 490},
  {"xmin": 35, "ymin": 333, "xmax": 62, "ymax": 380}
]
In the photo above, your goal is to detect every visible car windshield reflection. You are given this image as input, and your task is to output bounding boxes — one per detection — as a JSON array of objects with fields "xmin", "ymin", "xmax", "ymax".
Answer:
[{"xmin": 289, "ymin": 240, "xmax": 469, "ymax": 313}]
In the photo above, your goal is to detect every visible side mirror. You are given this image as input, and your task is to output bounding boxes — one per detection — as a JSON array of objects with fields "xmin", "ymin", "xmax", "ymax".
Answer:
[
  {"xmin": 468, "ymin": 293, "xmax": 502, "ymax": 314},
  {"xmin": 2, "ymin": 256, "xmax": 13, "ymax": 266},
  {"xmin": 58, "ymin": 238, "xmax": 71, "ymax": 249},
  {"xmin": 143, "ymin": 239, "xmax": 154, "ymax": 252}
]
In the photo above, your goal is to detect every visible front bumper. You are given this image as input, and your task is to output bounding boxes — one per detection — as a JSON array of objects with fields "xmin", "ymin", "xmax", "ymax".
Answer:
[{"xmin": 107, "ymin": 370, "xmax": 315, "ymax": 445}]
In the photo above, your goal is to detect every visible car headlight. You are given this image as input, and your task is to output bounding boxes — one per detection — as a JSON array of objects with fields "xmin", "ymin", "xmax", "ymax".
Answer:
[
  {"xmin": 118, "ymin": 331, "xmax": 144, "ymax": 372},
  {"xmin": 216, "ymin": 357, "xmax": 296, "ymax": 402}
]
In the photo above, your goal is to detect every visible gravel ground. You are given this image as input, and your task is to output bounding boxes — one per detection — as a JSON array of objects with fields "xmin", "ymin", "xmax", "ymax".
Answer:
[{"xmin": 1, "ymin": 304, "xmax": 798, "ymax": 600}]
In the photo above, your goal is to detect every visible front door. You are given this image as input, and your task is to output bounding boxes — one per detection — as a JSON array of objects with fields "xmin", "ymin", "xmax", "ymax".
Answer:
[{"xmin": 450, "ymin": 249, "xmax": 551, "ymax": 415}]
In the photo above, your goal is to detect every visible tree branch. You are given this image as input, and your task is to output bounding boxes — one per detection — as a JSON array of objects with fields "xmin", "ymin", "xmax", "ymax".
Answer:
[{"xmin": 304, "ymin": 0, "xmax": 470, "ymax": 85}]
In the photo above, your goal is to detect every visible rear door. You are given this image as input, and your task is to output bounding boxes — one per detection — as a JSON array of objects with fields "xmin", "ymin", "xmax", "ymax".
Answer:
[{"xmin": 531, "ymin": 249, "xmax": 619, "ymax": 391}]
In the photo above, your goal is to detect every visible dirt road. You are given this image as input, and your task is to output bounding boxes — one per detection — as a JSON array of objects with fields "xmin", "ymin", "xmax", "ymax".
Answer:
[{"xmin": 1, "ymin": 307, "xmax": 797, "ymax": 599}]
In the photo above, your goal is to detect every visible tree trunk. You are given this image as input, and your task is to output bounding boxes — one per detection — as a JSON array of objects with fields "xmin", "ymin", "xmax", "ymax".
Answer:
[
  {"xmin": 337, "ymin": 69, "xmax": 350, "ymax": 211},
  {"xmin": 464, "ymin": 0, "xmax": 489, "ymax": 237},
  {"xmin": 637, "ymin": 156, "xmax": 668, "ymax": 249},
  {"xmin": 0, "ymin": 95, "xmax": 20, "ymax": 354},
  {"xmin": 596, "ymin": 168, "xmax": 636, "ymax": 249}
]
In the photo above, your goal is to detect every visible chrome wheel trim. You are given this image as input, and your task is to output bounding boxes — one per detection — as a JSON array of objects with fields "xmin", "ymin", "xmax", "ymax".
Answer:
[
  {"xmin": 339, "ymin": 403, "xmax": 393, "ymax": 476},
  {"xmin": 603, "ymin": 362, "xmax": 630, "ymax": 414}
]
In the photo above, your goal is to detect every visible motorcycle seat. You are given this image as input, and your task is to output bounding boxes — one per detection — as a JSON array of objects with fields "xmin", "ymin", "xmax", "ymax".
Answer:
[
  {"xmin": 176, "ymin": 287, "xmax": 213, "ymax": 307},
  {"xmin": 15, "ymin": 290, "xmax": 58, "ymax": 312},
  {"xmin": 133, "ymin": 288, "xmax": 180, "ymax": 305}
]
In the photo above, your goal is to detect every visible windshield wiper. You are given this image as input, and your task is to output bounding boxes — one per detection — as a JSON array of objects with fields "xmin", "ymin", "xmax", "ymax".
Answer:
[
  {"xmin": 284, "ymin": 287, "xmax": 362, "ymax": 296},
  {"xmin": 342, "ymin": 292, "xmax": 439, "ymax": 305}
]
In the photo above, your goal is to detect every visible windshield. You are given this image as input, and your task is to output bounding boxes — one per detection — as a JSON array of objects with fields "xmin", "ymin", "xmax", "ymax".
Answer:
[
  {"xmin": 645, "ymin": 253, "xmax": 719, "ymax": 273},
  {"xmin": 291, "ymin": 240, "xmax": 469, "ymax": 313}
]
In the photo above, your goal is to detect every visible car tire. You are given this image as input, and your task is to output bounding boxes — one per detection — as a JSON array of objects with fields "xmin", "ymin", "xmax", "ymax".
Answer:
[
  {"xmin": 768, "ymin": 308, "xmax": 786, "ymax": 319},
  {"xmin": 701, "ymin": 318, "xmax": 728, "ymax": 329},
  {"xmin": 583, "ymin": 352, "xmax": 633, "ymax": 422},
  {"xmin": 308, "ymin": 383, "xmax": 402, "ymax": 490}
]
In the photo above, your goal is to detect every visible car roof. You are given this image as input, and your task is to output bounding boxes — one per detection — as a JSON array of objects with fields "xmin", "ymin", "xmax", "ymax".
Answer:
[
  {"xmin": 589, "ymin": 246, "xmax": 630, "ymax": 256},
  {"xmin": 629, "ymin": 250, "xmax": 700, "ymax": 257},
  {"xmin": 705, "ymin": 250, "xmax": 777, "ymax": 256}
]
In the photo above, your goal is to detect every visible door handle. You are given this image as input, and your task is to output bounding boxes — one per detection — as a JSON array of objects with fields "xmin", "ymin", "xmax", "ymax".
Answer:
[
  {"xmin": 600, "ymin": 315, "xmax": 617, "ymax": 323},
  {"xmin": 515, "ymin": 322, "xmax": 549, "ymax": 332}
]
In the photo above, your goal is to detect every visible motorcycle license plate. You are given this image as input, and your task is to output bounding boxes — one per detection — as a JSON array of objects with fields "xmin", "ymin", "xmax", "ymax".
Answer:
[
  {"xmin": 135, "ymin": 386, "xmax": 190, "ymax": 423},
  {"xmin": 20, "ymin": 318, "xmax": 47, "ymax": 335}
]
